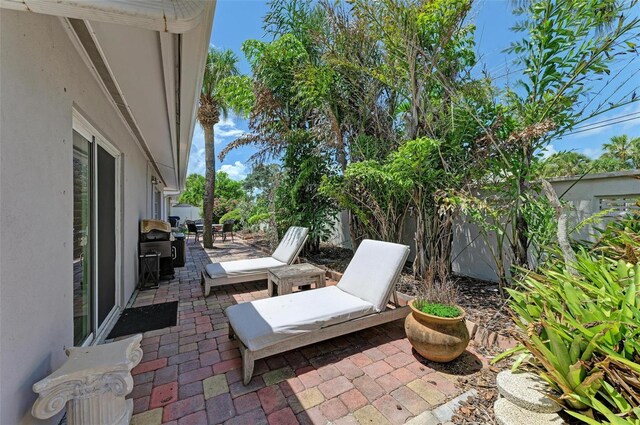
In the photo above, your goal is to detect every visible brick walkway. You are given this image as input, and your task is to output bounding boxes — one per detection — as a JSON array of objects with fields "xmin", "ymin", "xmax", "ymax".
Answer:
[{"xmin": 126, "ymin": 238, "xmax": 487, "ymax": 425}]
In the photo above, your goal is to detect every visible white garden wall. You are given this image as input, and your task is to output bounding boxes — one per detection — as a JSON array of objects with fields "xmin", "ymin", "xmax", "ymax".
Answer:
[
  {"xmin": 169, "ymin": 204, "xmax": 202, "ymax": 222},
  {"xmin": 452, "ymin": 171, "xmax": 640, "ymax": 282},
  {"xmin": 328, "ymin": 171, "xmax": 640, "ymax": 283}
]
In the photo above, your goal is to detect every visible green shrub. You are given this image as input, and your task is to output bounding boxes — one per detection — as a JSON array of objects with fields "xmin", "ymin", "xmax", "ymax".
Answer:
[
  {"xmin": 248, "ymin": 212, "xmax": 270, "ymax": 226},
  {"xmin": 415, "ymin": 302, "xmax": 461, "ymax": 318},
  {"xmin": 498, "ymin": 213, "xmax": 640, "ymax": 424},
  {"xmin": 220, "ymin": 209, "xmax": 242, "ymax": 225}
]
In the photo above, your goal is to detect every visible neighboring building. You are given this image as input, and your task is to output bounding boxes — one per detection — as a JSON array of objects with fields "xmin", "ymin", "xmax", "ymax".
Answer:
[{"xmin": 0, "ymin": 2, "xmax": 215, "ymax": 423}]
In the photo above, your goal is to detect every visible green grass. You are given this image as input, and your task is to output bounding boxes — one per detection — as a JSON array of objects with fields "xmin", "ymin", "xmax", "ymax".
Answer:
[{"xmin": 417, "ymin": 302, "xmax": 461, "ymax": 318}]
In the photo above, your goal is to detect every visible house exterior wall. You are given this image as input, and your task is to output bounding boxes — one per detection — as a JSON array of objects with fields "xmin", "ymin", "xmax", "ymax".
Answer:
[{"xmin": 0, "ymin": 10, "xmax": 161, "ymax": 424}]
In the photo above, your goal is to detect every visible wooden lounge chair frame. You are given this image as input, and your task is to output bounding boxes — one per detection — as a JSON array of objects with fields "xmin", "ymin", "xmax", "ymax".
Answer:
[
  {"xmin": 229, "ymin": 268, "xmax": 410, "ymax": 385},
  {"xmin": 200, "ymin": 234, "xmax": 308, "ymax": 297}
]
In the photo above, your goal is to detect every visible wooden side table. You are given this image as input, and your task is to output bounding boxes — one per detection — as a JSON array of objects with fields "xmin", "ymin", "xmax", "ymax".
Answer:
[{"xmin": 268, "ymin": 263, "xmax": 326, "ymax": 296}]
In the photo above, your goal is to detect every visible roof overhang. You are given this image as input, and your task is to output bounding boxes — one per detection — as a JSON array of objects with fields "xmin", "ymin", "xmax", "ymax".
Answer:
[
  {"xmin": 1, "ymin": 0, "xmax": 214, "ymax": 191},
  {"xmin": 0, "ymin": 0, "xmax": 208, "ymax": 33}
]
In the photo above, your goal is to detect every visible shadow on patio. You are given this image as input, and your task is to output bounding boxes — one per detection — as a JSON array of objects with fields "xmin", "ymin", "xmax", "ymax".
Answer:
[{"xmin": 125, "ymin": 237, "xmax": 488, "ymax": 425}]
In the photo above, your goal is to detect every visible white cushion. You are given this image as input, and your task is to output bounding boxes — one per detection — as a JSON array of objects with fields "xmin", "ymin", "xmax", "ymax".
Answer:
[
  {"xmin": 205, "ymin": 257, "xmax": 286, "ymax": 279},
  {"xmin": 337, "ymin": 239, "xmax": 409, "ymax": 311},
  {"xmin": 271, "ymin": 227, "xmax": 309, "ymax": 264},
  {"xmin": 226, "ymin": 286, "xmax": 377, "ymax": 351}
]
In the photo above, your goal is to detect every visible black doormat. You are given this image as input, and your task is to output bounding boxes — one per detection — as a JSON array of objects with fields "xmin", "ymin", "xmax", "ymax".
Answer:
[{"xmin": 107, "ymin": 301, "xmax": 178, "ymax": 339}]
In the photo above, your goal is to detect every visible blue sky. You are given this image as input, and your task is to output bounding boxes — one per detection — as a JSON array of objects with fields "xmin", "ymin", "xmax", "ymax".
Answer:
[{"xmin": 187, "ymin": 0, "xmax": 640, "ymax": 179}]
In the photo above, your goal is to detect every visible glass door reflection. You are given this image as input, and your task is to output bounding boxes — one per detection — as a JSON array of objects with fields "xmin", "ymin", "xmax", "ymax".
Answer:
[{"xmin": 73, "ymin": 130, "xmax": 92, "ymax": 345}]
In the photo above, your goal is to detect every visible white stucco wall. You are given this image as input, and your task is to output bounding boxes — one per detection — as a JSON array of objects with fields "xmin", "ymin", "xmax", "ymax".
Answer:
[
  {"xmin": 326, "ymin": 172, "xmax": 639, "ymax": 283},
  {"xmin": 0, "ymin": 10, "xmax": 160, "ymax": 424},
  {"xmin": 169, "ymin": 204, "xmax": 202, "ymax": 221},
  {"xmin": 451, "ymin": 172, "xmax": 640, "ymax": 282}
]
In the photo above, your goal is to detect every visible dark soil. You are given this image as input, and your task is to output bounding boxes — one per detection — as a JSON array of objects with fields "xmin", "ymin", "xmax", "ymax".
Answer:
[
  {"xmin": 452, "ymin": 365, "xmax": 501, "ymax": 424},
  {"xmin": 239, "ymin": 231, "xmax": 272, "ymax": 251},
  {"xmin": 301, "ymin": 244, "xmax": 354, "ymax": 273}
]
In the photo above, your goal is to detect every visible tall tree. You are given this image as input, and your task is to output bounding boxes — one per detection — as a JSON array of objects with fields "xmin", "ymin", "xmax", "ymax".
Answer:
[
  {"xmin": 538, "ymin": 151, "xmax": 593, "ymax": 177},
  {"xmin": 602, "ymin": 134, "xmax": 640, "ymax": 165},
  {"xmin": 178, "ymin": 174, "xmax": 206, "ymax": 206},
  {"xmin": 197, "ymin": 48, "xmax": 253, "ymax": 248},
  {"xmin": 482, "ymin": 0, "xmax": 640, "ymax": 270}
]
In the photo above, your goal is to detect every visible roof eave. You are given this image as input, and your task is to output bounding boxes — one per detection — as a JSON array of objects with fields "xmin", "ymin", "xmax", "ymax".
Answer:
[{"xmin": 0, "ymin": 0, "xmax": 207, "ymax": 33}]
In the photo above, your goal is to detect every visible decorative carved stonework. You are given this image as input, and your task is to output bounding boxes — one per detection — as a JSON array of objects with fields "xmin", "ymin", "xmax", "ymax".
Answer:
[{"xmin": 32, "ymin": 334, "xmax": 143, "ymax": 425}]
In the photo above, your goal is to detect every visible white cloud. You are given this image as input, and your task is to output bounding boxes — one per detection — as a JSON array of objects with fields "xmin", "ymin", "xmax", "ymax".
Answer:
[
  {"xmin": 214, "ymin": 118, "xmax": 246, "ymax": 142},
  {"xmin": 582, "ymin": 147, "xmax": 603, "ymax": 159},
  {"xmin": 571, "ymin": 123, "xmax": 610, "ymax": 139},
  {"xmin": 186, "ymin": 125, "xmax": 206, "ymax": 175},
  {"xmin": 540, "ymin": 144, "xmax": 557, "ymax": 159},
  {"xmin": 219, "ymin": 161, "xmax": 247, "ymax": 180}
]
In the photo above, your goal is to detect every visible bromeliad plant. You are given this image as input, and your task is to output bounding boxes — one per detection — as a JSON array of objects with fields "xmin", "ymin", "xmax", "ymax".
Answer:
[{"xmin": 498, "ymin": 214, "xmax": 640, "ymax": 424}]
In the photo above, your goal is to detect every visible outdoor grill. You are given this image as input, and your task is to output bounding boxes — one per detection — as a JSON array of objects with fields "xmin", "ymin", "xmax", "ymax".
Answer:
[{"xmin": 139, "ymin": 219, "xmax": 174, "ymax": 279}]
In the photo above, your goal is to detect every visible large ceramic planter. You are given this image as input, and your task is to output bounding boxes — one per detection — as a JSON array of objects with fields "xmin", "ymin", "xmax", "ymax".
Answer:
[{"xmin": 405, "ymin": 299, "xmax": 470, "ymax": 362}]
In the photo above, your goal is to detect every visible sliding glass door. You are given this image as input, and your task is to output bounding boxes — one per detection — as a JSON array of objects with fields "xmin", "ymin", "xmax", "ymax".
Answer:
[
  {"xmin": 72, "ymin": 113, "xmax": 122, "ymax": 346},
  {"xmin": 97, "ymin": 146, "xmax": 117, "ymax": 326},
  {"xmin": 73, "ymin": 130, "xmax": 92, "ymax": 345}
]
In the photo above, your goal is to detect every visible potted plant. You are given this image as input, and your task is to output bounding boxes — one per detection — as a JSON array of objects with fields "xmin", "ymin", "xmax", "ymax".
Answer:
[{"xmin": 405, "ymin": 280, "xmax": 469, "ymax": 362}]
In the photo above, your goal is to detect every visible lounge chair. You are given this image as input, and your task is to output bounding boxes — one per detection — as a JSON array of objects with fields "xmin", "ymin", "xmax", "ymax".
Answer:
[
  {"xmin": 225, "ymin": 239, "xmax": 410, "ymax": 384},
  {"xmin": 200, "ymin": 226, "xmax": 309, "ymax": 297}
]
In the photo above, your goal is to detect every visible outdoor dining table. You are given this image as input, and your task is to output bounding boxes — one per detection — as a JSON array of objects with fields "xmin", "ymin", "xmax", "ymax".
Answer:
[{"xmin": 195, "ymin": 223, "xmax": 222, "ymax": 231}]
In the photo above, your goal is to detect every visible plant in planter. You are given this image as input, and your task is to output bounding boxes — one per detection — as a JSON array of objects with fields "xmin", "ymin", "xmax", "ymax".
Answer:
[
  {"xmin": 405, "ymin": 280, "xmax": 469, "ymax": 362},
  {"xmin": 495, "ymin": 212, "xmax": 640, "ymax": 424}
]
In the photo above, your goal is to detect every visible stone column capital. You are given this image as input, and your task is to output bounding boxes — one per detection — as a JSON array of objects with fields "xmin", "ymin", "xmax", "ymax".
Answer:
[{"xmin": 32, "ymin": 334, "xmax": 143, "ymax": 420}]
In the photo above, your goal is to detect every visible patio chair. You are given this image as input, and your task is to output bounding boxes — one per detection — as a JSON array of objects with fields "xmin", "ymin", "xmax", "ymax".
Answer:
[
  {"xmin": 168, "ymin": 216, "xmax": 180, "ymax": 228},
  {"xmin": 185, "ymin": 220, "xmax": 199, "ymax": 243},
  {"xmin": 225, "ymin": 239, "xmax": 410, "ymax": 384},
  {"xmin": 215, "ymin": 220, "xmax": 235, "ymax": 242},
  {"xmin": 200, "ymin": 226, "xmax": 309, "ymax": 297}
]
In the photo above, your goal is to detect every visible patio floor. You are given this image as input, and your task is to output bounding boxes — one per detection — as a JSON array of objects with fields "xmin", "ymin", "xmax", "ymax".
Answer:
[{"xmin": 126, "ymin": 237, "xmax": 488, "ymax": 425}]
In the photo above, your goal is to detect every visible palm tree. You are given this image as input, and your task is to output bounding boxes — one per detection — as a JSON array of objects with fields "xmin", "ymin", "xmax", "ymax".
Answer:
[
  {"xmin": 197, "ymin": 48, "xmax": 239, "ymax": 248},
  {"xmin": 632, "ymin": 136, "xmax": 640, "ymax": 169},
  {"xmin": 602, "ymin": 135, "xmax": 636, "ymax": 164},
  {"xmin": 540, "ymin": 151, "xmax": 592, "ymax": 177}
]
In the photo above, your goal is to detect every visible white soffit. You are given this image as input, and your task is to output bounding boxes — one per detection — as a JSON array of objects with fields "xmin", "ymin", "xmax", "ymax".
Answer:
[
  {"xmin": 3, "ymin": 0, "xmax": 215, "ymax": 191},
  {"xmin": 89, "ymin": 20, "xmax": 179, "ymax": 189},
  {"xmin": 178, "ymin": 3, "xmax": 214, "ymax": 190},
  {"xmin": 0, "ymin": 0, "xmax": 207, "ymax": 33}
]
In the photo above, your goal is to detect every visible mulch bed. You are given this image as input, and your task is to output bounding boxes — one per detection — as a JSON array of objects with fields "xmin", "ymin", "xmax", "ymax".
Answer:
[
  {"xmin": 452, "ymin": 365, "xmax": 501, "ymax": 424},
  {"xmin": 302, "ymin": 244, "xmax": 354, "ymax": 273}
]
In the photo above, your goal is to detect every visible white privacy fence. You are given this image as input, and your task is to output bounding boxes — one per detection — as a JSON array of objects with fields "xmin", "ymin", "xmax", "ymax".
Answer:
[
  {"xmin": 168, "ymin": 203, "xmax": 202, "ymax": 222},
  {"xmin": 328, "ymin": 170, "xmax": 640, "ymax": 283}
]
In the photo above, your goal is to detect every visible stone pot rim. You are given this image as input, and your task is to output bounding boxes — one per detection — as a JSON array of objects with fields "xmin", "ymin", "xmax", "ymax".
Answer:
[{"xmin": 408, "ymin": 299, "xmax": 466, "ymax": 324}]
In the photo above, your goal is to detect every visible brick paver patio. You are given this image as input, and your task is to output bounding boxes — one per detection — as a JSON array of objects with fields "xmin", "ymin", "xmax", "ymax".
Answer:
[{"xmin": 125, "ymin": 238, "xmax": 488, "ymax": 425}]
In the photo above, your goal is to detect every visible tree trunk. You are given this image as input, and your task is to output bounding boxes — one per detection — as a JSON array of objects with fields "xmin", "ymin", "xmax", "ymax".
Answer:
[
  {"xmin": 202, "ymin": 124, "xmax": 216, "ymax": 248},
  {"xmin": 542, "ymin": 179, "xmax": 578, "ymax": 275},
  {"xmin": 514, "ymin": 151, "xmax": 531, "ymax": 268},
  {"xmin": 267, "ymin": 187, "xmax": 278, "ymax": 251}
]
